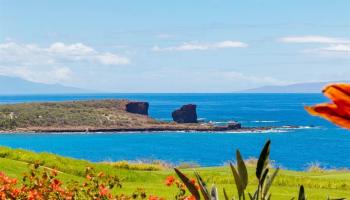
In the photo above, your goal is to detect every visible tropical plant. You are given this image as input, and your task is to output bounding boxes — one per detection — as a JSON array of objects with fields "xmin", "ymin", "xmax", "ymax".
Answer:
[
  {"xmin": 0, "ymin": 163, "xmax": 149, "ymax": 200},
  {"xmin": 174, "ymin": 140, "xmax": 277, "ymax": 200},
  {"xmin": 173, "ymin": 140, "xmax": 346, "ymax": 200}
]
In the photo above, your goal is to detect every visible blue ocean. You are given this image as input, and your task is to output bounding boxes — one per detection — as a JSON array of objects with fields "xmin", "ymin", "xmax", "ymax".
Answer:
[{"xmin": 0, "ymin": 93, "xmax": 349, "ymax": 170}]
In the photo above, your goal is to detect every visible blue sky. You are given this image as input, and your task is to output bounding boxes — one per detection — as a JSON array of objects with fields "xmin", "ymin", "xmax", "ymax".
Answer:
[{"xmin": 0, "ymin": 0, "xmax": 349, "ymax": 92}]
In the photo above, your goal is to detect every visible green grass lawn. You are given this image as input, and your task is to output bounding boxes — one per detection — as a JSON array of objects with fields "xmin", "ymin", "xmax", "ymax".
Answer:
[{"xmin": 0, "ymin": 146, "xmax": 349, "ymax": 199}]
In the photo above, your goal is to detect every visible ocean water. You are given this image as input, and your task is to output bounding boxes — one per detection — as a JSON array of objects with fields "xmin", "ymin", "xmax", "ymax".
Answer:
[{"xmin": 0, "ymin": 93, "xmax": 349, "ymax": 170}]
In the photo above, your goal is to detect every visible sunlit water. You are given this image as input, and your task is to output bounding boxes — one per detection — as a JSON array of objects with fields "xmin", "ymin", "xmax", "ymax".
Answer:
[{"xmin": 0, "ymin": 93, "xmax": 349, "ymax": 170}]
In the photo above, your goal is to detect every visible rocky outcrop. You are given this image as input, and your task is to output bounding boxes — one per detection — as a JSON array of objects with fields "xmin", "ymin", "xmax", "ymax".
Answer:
[
  {"xmin": 125, "ymin": 102, "xmax": 149, "ymax": 115},
  {"xmin": 172, "ymin": 104, "xmax": 198, "ymax": 123},
  {"xmin": 227, "ymin": 121, "xmax": 242, "ymax": 129}
]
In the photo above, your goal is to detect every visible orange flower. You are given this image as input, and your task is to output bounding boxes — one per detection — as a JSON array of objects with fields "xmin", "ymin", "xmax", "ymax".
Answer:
[
  {"xmin": 305, "ymin": 83, "xmax": 350, "ymax": 129},
  {"xmin": 148, "ymin": 195, "xmax": 157, "ymax": 200},
  {"xmin": 189, "ymin": 178, "xmax": 196, "ymax": 185},
  {"xmin": 52, "ymin": 179, "xmax": 61, "ymax": 186},
  {"xmin": 99, "ymin": 185, "xmax": 109, "ymax": 196},
  {"xmin": 165, "ymin": 176, "xmax": 175, "ymax": 186},
  {"xmin": 184, "ymin": 195, "xmax": 196, "ymax": 200}
]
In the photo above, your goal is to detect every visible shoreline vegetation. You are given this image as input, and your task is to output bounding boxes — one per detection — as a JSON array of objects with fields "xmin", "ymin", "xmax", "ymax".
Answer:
[{"xmin": 0, "ymin": 99, "xmax": 300, "ymax": 133}]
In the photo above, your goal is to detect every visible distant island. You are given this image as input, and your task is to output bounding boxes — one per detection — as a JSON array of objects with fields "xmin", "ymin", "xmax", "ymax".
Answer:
[
  {"xmin": 0, "ymin": 99, "xmax": 282, "ymax": 133},
  {"xmin": 0, "ymin": 75, "xmax": 89, "ymax": 94},
  {"xmin": 241, "ymin": 81, "xmax": 350, "ymax": 93}
]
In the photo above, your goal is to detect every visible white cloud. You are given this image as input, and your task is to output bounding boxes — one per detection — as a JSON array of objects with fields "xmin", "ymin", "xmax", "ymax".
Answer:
[
  {"xmin": 48, "ymin": 42, "xmax": 95, "ymax": 55},
  {"xmin": 0, "ymin": 41, "xmax": 129, "ymax": 83},
  {"xmin": 152, "ymin": 40, "xmax": 248, "ymax": 52},
  {"xmin": 321, "ymin": 44, "xmax": 350, "ymax": 53},
  {"xmin": 223, "ymin": 71, "xmax": 283, "ymax": 85},
  {"xmin": 279, "ymin": 35, "xmax": 350, "ymax": 44},
  {"xmin": 280, "ymin": 35, "xmax": 350, "ymax": 56},
  {"xmin": 96, "ymin": 53, "xmax": 129, "ymax": 65},
  {"xmin": 0, "ymin": 42, "xmax": 129, "ymax": 66}
]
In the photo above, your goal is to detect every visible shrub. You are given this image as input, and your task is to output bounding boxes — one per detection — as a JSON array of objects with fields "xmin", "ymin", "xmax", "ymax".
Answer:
[
  {"xmin": 104, "ymin": 160, "xmax": 167, "ymax": 171},
  {"xmin": 0, "ymin": 163, "xmax": 149, "ymax": 200}
]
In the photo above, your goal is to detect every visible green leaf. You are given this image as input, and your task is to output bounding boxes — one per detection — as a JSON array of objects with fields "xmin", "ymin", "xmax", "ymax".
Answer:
[
  {"xmin": 223, "ymin": 188, "xmax": 229, "ymax": 200},
  {"xmin": 195, "ymin": 171, "xmax": 210, "ymax": 200},
  {"xmin": 256, "ymin": 140, "xmax": 271, "ymax": 180},
  {"xmin": 328, "ymin": 198, "xmax": 346, "ymax": 200},
  {"xmin": 174, "ymin": 168, "xmax": 201, "ymax": 200},
  {"xmin": 230, "ymin": 162, "xmax": 243, "ymax": 197},
  {"xmin": 298, "ymin": 185, "xmax": 306, "ymax": 200},
  {"xmin": 262, "ymin": 168, "xmax": 279, "ymax": 197},
  {"xmin": 236, "ymin": 150, "xmax": 248, "ymax": 189},
  {"xmin": 250, "ymin": 190, "xmax": 258, "ymax": 200},
  {"xmin": 266, "ymin": 193, "xmax": 271, "ymax": 200},
  {"xmin": 210, "ymin": 186, "xmax": 219, "ymax": 200},
  {"xmin": 260, "ymin": 168, "xmax": 269, "ymax": 187}
]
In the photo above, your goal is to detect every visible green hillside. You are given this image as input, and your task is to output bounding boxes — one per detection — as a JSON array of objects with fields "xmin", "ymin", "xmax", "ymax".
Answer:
[
  {"xmin": 0, "ymin": 146, "xmax": 349, "ymax": 199},
  {"xmin": 0, "ymin": 100, "xmax": 160, "ymax": 131}
]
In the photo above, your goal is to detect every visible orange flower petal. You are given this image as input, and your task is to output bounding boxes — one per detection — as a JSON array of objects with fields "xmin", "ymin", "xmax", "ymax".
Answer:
[
  {"xmin": 305, "ymin": 103, "xmax": 350, "ymax": 130},
  {"xmin": 323, "ymin": 83, "xmax": 350, "ymax": 108}
]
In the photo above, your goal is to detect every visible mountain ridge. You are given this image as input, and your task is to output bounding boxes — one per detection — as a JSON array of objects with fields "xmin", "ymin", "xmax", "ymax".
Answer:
[
  {"xmin": 240, "ymin": 81, "xmax": 350, "ymax": 93},
  {"xmin": 0, "ymin": 75, "xmax": 89, "ymax": 94}
]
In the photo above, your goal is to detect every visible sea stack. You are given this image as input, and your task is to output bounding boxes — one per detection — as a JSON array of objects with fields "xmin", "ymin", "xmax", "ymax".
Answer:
[
  {"xmin": 172, "ymin": 104, "xmax": 198, "ymax": 123},
  {"xmin": 125, "ymin": 102, "xmax": 149, "ymax": 115},
  {"xmin": 227, "ymin": 121, "xmax": 242, "ymax": 129}
]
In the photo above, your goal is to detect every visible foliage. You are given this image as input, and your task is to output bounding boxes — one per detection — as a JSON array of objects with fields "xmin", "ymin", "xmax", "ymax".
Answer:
[
  {"xmin": 0, "ymin": 162, "xmax": 150, "ymax": 200},
  {"xmin": 104, "ymin": 160, "xmax": 168, "ymax": 171},
  {"xmin": 164, "ymin": 175, "xmax": 197, "ymax": 200},
  {"xmin": 173, "ymin": 140, "xmax": 347, "ymax": 200}
]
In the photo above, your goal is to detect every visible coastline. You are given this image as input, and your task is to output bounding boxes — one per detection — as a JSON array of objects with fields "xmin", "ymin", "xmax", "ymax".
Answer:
[
  {"xmin": 0, "ymin": 125, "xmax": 300, "ymax": 134},
  {"xmin": 0, "ymin": 99, "xmax": 304, "ymax": 134}
]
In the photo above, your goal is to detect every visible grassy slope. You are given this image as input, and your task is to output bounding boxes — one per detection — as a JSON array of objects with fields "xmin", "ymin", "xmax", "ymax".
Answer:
[
  {"xmin": 0, "ymin": 100, "xmax": 159, "ymax": 130},
  {"xmin": 0, "ymin": 147, "xmax": 349, "ymax": 199}
]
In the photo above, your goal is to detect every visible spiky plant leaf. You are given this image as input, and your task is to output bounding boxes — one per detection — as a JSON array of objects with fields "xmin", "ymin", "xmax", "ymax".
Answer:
[
  {"xmin": 298, "ymin": 185, "xmax": 306, "ymax": 200},
  {"xmin": 174, "ymin": 168, "xmax": 200, "ymax": 200},
  {"xmin": 195, "ymin": 171, "xmax": 210, "ymax": 200},
  {"xmin": 210, "ymin": 186, "xmax": 219, "ymax": 200},
  {"xmin": 248, "ymin": 193, "xmax": 255, "ymax": 200},
  {"xmin": 260, "ymin": 168, "xmax": 269, "ymax": 186},
  {"xmin": 262, "ymin": 168, "xmax": 279, "ymax": 197},
  {"xmin": 230, "ymin": 162, "xmax": 243, "ymax": 197},
  {"xmin": 223, "ymin": 188, "xmax": 229, "ymax": 200},
  {"xmin": 250, "ymin": 190, "xmax": 258, "ymax": 200},
  {"xmin": 328, "ymin": 198, "xmax": 346, "ymax": 200},
  {"xmin": 236, "ymin": 150, "xmax": 248, "ymax": 189},
  {"xmin": 266, "ymin": 193, "xmax": 271, "ymax": 200},
  {"xmin": 256, "ymin": 140, "xmax": 271, "ymax": 180}
]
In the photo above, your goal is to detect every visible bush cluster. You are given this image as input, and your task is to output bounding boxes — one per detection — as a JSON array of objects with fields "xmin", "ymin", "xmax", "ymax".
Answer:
[{"xmin": 0, "ymin": 163, "xmax": 148, "ymax": 200}]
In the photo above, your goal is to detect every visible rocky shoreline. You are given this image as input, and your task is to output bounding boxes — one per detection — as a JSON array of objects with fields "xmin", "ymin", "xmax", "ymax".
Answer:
[
  {"xmin": 0, "ymin": 124, "xmax": 303, "ymax": 134},
  {"xmin": 0, "ymin": 99, "xmax": 302, "ymax": 133}
]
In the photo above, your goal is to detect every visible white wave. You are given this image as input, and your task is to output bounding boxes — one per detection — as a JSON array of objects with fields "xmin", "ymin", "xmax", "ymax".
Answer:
[
  {"xmin": 210, "ymin": 121, "xmax": 229, "ymax": 124},
  {"xmin": 278, "ymin": 125, "xmax": 321, "ymax": 130},
  {"xmin": 218, "ymin": 129, "xmax": 290, "ymax": 134},
  {"xmin": 251, "ymin": 120, "xmax": 280, "ymax": 123}
]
